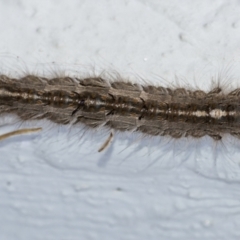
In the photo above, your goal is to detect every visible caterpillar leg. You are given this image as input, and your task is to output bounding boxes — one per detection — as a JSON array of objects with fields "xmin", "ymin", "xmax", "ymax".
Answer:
[
  {"xmin": 0, "ymin": 128, "xmax": 42, "ymax": 141},
  {"xmin": 98, "ymin": 131, "xmax": 114, "ymax": 152}
]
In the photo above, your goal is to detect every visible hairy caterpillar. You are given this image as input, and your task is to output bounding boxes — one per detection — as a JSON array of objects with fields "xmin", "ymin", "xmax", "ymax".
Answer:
[{"xmin": 0, "ymin": 72, "xmax": 240, "ymax": 151}]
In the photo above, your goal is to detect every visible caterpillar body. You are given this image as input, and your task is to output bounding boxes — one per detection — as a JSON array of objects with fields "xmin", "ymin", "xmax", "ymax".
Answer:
[{"xmin": 0, "ymin": 74, "xmax": 240, "ymax": 142}]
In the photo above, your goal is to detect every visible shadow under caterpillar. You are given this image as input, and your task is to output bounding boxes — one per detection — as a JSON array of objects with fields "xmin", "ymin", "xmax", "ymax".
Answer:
[{"xmin": 0, "ymin": 74, "xmax": 240, "ymax": 150}]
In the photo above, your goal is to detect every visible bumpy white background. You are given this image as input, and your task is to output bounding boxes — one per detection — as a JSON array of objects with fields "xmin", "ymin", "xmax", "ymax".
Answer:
[{"xmin": 1, "ymin": 0, "xmax": 240, "ymax": 239}]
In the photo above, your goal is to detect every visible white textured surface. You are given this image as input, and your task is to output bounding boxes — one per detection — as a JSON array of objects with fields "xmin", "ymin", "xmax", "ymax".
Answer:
[{"xmin": 1, "ymin": 0, "xmax": 240, "ymax": 239}]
